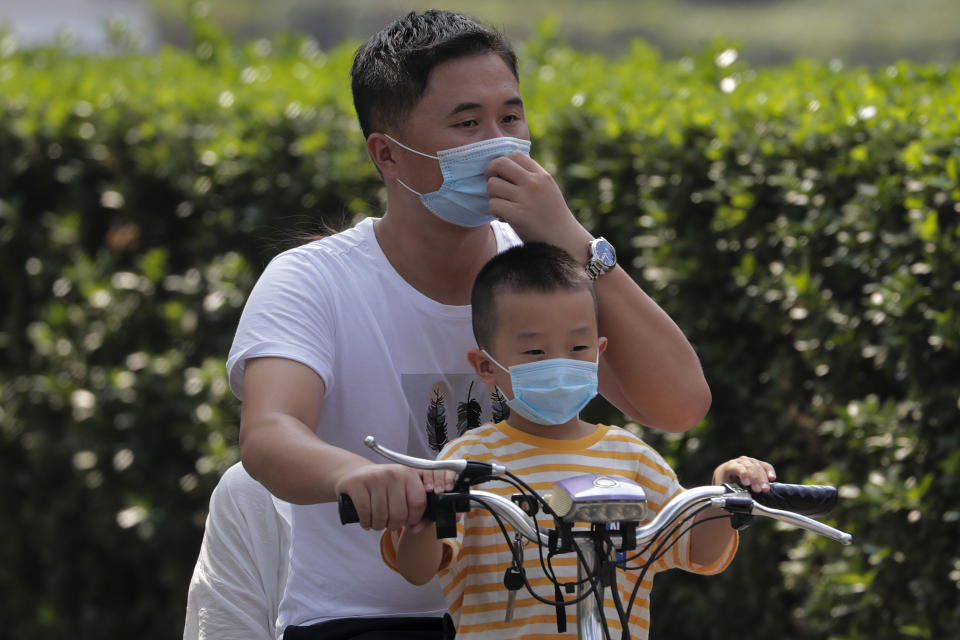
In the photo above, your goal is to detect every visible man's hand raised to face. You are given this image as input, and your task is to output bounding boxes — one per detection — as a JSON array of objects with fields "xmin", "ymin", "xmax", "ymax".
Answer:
[{"xmin": 485, "ymin": 152, "xmax": 593, "ymax": 262}]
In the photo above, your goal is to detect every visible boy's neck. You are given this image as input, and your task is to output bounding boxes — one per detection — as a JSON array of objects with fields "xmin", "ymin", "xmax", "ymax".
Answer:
[{"xmin": 506, "ymin": 416, "xmax": 598, "ymax": 441}]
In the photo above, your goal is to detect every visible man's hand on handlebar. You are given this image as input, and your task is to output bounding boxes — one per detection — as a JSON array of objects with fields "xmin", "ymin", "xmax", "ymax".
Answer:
[
  {"xmin": 712, "ymin": 456, "xmax": 777, "ymax": 493},
  {"xmin": 333, "ymin": 463, "xmax": 433, "ymax": 531}
]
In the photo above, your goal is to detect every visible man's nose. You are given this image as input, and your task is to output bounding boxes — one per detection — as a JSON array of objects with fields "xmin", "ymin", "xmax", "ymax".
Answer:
[{"xmin": 480, "ymin": 121, "xmax": 508, "ymax": 139}]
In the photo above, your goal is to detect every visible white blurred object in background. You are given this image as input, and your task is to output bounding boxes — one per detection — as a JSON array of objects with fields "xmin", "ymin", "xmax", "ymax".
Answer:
[{"xmin": 0, "ymin": 0, "xmax": 158, "ymax": 50}]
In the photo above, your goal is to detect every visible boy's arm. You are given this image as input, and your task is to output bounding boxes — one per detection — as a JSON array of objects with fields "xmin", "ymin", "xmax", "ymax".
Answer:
[
  {"xmin": 394, "ymin": 522, "xmax": 447, "ymax": 586},
  {"xmin": 690, "ymin": 456, "xmax": 777, "ymax": 566},
  {"xmin": 689, "ymin": 508, "xmax": 738, "ymax": 567}
]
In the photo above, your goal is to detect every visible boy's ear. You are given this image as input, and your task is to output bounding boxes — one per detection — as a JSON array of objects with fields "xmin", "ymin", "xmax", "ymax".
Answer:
[
  {"xmin": 598, "ymin": 336, "xmax": 608, "ymax": 356},
  {"xmin": 466, "ymin": 349, "xmax": 497, "ymax": 385},
  {"xmin": 366, "ymin": 133, "xmax": 399, "ymax": 179}
]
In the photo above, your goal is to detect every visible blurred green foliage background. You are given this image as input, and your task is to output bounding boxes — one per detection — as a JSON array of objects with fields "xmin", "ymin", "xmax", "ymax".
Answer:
[
  {"xmin": 1, "ymin": 4, "xmax": 959, "ymax": 639},
  {"xmin": 146, "ymin": 0, "xmax": 960, "ymax": 66}
]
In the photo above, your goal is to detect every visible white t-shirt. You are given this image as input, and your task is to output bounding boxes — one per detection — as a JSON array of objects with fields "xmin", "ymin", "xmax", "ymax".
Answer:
[
  {"xmin": 227, "ymin": 217, "xmax": 521, "ymax": 632},
  {"xmin": 183, "ymin": 462, "xmax": 291, "ymax": 640}
]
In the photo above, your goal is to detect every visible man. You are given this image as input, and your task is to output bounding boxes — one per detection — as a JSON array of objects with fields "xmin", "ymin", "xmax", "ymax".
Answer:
[{"xmin": 207, "ymin": 9, "xmax": 710, "ymax": 639}]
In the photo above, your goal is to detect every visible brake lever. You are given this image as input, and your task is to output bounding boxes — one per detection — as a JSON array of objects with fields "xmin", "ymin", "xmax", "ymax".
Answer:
[{"xmin": 363, "ymin": 435, "xmax": 506, "ymax": 486}]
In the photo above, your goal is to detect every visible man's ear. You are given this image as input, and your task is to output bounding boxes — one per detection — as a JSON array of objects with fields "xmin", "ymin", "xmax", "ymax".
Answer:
[
  {"xmin": 366, "ymin": 133, "xmax": 399, "ymax": 179},
  {"xmin": 466, "ymin": 349, "xmax": 497, "ymax": 385}
]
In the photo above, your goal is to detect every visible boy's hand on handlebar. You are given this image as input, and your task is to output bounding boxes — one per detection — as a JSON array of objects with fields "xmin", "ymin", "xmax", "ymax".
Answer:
[
  {"xmin": 333, "ymin": 463, "xmax": 428, "ymax": 531},
  {"xmin": 712, "ymin": 456, "xmax": 777, "ymax": 493},
  {"xmin": 407, "ymin": 469, "xmax": 458, "ymax": 534},
  {"xmin": 419, "ymin": 469, "xmax": 457, "ymax": 494}
]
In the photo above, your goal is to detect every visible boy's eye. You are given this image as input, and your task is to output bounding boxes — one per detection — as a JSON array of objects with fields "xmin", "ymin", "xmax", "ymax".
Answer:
[
  {"xmin": 523, "ymin": 349, "xmax": 545, "ymax": 356},
  {"xmin": 571, "ymin": 345, "xmax": 589, "ymax": 352}
]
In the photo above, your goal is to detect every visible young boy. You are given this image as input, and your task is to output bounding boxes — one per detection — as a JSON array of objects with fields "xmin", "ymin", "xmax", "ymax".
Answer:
[{"xmin": 381, "ymin": 243, "xmax": 776, "ymax": 639}]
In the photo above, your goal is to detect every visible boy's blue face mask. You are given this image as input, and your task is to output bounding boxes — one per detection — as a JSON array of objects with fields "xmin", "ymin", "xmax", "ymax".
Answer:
[
  {"xmin": 385, "ymin": 135, "xmax": 532, "ymax": 228},
  {"xmin": 482, "ymin": 350, "xmax": 599, "ymax": 426}
]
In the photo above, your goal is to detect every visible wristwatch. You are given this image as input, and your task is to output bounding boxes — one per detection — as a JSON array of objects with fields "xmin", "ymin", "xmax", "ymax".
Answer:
[{"xmin": 586, "ymin": 237, "xmax": 617, "ymax": 280}]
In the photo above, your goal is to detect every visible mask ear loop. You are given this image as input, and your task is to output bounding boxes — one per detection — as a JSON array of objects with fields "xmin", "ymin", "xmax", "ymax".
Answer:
[
  {"xmin": 382, "ymin": 133, "xmax": 439, "ymax": 160},
  {"xmin": 481, "ymin": 349, "xmax": 514, "ymax": 400},
  {"xmin": 480, "ymin": 349, "xmax": 509, "ymax": 373},
  {"xmin": 395, "ymin": 177, "xmax": 424, "ymax": 197},
  {"xmin": 383, "ymin": 134, "xmax": 439, "ymax": 197}
]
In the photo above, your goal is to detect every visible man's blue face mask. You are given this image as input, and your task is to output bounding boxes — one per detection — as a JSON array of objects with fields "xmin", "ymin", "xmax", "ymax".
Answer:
[
  {"xmin": 385, "ymin": 135, "xmax": 532, "ymax": 228},
  {"xmin": 482, "ymin": 350, "xmax": 599, "ymax": 426}
]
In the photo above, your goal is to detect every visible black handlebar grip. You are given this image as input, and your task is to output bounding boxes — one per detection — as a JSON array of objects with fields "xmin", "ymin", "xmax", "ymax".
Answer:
[
  {"xmin": 338, "ymin": 492, "xmax": 445, "ymax": 527},
  {"xmin": 338, "ymin": 494, "xmax": 360, "ymax": 524},
  {"xmin": 750, "ymin": 482, "xmax": 838, "ymax": 517}
]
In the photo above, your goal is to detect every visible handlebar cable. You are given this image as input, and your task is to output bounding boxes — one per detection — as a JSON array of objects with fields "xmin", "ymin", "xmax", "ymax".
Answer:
[
  {"xmin": 623, "ymin": 509, "xmax": 730, "ymax": 627},
  {"xmin": 499, "ymin": 469, "xmax": 604, "ymax": 594},
  {"xmin": 473, "ymin": 471, "xmax": 595, "ymax": 593},
  {"xmin": 623, "ymin": 509, "xmax": 723, "ymax": 571},
  {"xmin": 360, "ymin": 436, "xmax": 614, "ymax": 602},
  {"xmin": 500, "ymin": 469, "xmax": 562, "ymax": 519},
  {"xmin": 592, "ymin": 561, "xmax": 614, "ymax": 640},
  {"xmin": 596, "ymin": 533, "xmax": 621, "ymax": 640},
  {"xmin": 606, "ymin": 545, "xmax": 629, "ymax": 640},
  {"xmin": 464, "ymin": 473, "xmax": 616, "ymax": 640},
  {"xmin": 622, "ymin": 503, "xmax": 711, "ymax": 624},
  {"xmin": 472, "ymin": 485, "xmax": 613, "ymax": 640},
  {"xmin": 618, "ymin": 498, "xmax": 707, "ymax": 630},
  {"xmin": 468, "ymin": 493, "xmax": 607, "ymax": 611},
  {"xmin": 621, "ymin": 496, "xmax": 711, "ymax": 565},
  {"xmin": 466, "ymin": 473, "xmax": 564, "ymax": 587}
]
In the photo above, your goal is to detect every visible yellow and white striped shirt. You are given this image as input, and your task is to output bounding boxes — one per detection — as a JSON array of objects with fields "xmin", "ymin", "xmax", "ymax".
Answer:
[{"xmin": 382, "ymin": 421, "xmax": 737, "ymax": 639}]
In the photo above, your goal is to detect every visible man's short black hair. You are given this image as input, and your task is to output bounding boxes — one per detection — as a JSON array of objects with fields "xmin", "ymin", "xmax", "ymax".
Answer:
[
  {"xmin": 471, "ymin": 242, "xmax": 597, "ymax": 351},
  {"xmin": 350, "ymin": 10, "xmax": 518, "ymax": 139}
]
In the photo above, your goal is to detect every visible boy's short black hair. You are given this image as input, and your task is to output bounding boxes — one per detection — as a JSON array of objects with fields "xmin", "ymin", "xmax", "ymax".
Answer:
[
  {"xmin": 350, "ymin": 10, "xmax": 518, "ymax": 139},
  {"xmin": 472, "ymin": 242, "xmax": 597, "ymax": 350}
]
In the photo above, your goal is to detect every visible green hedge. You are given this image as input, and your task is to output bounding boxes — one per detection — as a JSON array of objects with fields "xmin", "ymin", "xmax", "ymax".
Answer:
[{"xmin": 1, "ymin": 20, "xmax": 958, "ymax": 639}]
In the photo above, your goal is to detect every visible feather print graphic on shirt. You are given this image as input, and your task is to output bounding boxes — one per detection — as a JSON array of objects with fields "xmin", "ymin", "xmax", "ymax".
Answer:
[
  {"xmin": 426, "ymin": 381, "xmax": 449, "ymax": 452},
  {"xmin": 490, "ymin": 387, "xmax": 510, "ymax": 423},
  {"xmin": 457, "ymin": 381, "xmax": 483, "ymax": 436}
]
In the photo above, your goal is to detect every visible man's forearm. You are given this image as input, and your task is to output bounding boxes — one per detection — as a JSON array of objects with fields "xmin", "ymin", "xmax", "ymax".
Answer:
[
  {"xmin": 239, "ymin": 413, "xmax": 369, "ymax": 504},
  {"xmin": 595, "ymin": 266, "xmax": 711, "ymax": 432}
]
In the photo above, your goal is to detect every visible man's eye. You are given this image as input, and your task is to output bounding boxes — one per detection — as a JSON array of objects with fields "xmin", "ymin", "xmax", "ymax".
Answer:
[
  {"xmin": 502, "ymin": 114, "xmax": 521, "ymax": 123},
  {"xmin": 457, "ymin": 120, "xmax": 478, "ymax": 128}
]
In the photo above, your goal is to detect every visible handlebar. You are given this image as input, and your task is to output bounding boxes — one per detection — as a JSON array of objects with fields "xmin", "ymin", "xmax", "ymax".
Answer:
[
  {"xmin": 337, "ymin": 436, "xmax": 853, "ymax": 546},
  {"xmin": 360, "ymin": 435, "xmax": 507, "ymax": 479}
]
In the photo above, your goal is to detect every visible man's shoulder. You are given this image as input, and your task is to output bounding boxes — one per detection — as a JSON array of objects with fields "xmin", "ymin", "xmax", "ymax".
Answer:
[{"xmin": 269, "ymin": 217, "xmax": 377, "ymax": 268}]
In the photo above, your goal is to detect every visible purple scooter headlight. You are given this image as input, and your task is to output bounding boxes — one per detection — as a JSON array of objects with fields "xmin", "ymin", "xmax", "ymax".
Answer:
[{"xmin": 547, "ymin": 474, "xmax": 647, "ymax": 523}]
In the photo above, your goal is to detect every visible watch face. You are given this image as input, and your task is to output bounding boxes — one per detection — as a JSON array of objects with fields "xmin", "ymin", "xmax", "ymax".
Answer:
[{"xmin": 596, "ymin": 241, "xmax": 616, "ymax": 267}]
